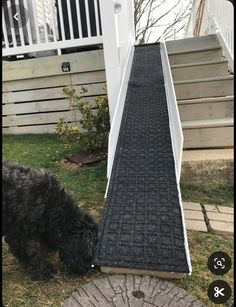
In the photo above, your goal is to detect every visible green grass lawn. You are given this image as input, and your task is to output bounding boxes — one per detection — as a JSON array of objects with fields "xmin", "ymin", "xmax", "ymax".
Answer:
[
  {"xmin": 2, "ymin": 134, "xmax": 234, "ymax": 306},
  {"xmin": 181, "ymin": 184, "xmax": 234, "ymax": 207}
]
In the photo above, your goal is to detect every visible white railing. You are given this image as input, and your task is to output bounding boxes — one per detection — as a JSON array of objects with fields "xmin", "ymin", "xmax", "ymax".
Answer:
[
  {"xmin": 160, "ymin": 39, "xmax": 191, "ymax": 274},
  {"xmin": 208, "ymin": 0, "xmax": 234, "ymax": 71},
  {"xmin": 185, "ymin": 0, "xmax": 234, "ymax": 71},
  {"xmin": 99, "ymin": 0, "xmax": 135, "ymax": 182},
  {"xmin": 2, "ymin": 0, "xmax": 102, "ymax": 57},
  {"xmin": 160, "ymin": 40, "xmax": 183, "ymax": 183}
]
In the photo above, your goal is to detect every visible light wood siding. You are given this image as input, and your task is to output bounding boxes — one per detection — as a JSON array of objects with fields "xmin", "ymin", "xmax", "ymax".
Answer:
[{"xmin": 3, "ymin": 50, "xmax": 106, "ymax": 134}]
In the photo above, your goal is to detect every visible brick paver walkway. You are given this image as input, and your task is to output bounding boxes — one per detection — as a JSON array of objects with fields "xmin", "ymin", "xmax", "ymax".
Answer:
[
  {"xmin": 183, "ymin": 202, "xmax": 234, "ymax": 235},
  {"xmin": 64, "ymin": 275, "xmax": 205, "ymax": 306},
  {"xmin": 204, "ymin": 204, "xmax": 234, "ymax": 235}
]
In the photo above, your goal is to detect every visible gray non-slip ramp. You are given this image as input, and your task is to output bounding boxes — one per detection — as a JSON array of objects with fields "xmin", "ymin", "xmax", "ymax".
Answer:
[{"xmin": 94, "ymin": 44, "xmax": 191, "ymax": 277}]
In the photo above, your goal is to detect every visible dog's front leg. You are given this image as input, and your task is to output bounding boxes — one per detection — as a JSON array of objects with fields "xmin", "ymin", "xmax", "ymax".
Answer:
[{"xmin": 5, "ymin": 234, "xmax": 58, "ymax": 281}]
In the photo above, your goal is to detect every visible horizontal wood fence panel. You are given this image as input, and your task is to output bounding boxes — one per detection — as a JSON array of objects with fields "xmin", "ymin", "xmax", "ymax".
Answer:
[
  {"xmin": 3, "ymin": 111, "xmax": 80, "ymax": 127},
  {"xmin": 71, "ymin": 71, "xmax": 106, "ymax": 85},
  {"xmin": 3, "ymin": 50, "xmax": 105, "ymax": 81},
  {"xmin": 3, "ymin": 71, "xmax": 106, "ymax": 93},
  {"xmin": 3, "ymin": 97, "xmax": 97, "ymax": 116},
  {"xmin": 3, "ymin": 125, "xmax": 59, "ymax": 134},
  {"xmin": 183, "ymin": 126, "xmax": 233, "ymax": 148},
  {"xmin": 3, "ymin": 123, "xmax": 89, "ymax": 135},
  {"xmin": 3, "ymin": 75, "xmax": 71, "ymax": 93},
  {"xmin": 2, "ymin": 51, "xmax": 107, "ymax": 135},
  {"xmin": 3, "ymin": 83, "xmax": 106, "ymax": 104}
]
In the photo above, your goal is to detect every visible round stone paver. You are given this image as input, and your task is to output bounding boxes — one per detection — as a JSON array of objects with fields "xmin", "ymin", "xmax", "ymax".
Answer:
[{"xmin": 64, "ymin": 275, "xmax": 205, "ymax": 306}]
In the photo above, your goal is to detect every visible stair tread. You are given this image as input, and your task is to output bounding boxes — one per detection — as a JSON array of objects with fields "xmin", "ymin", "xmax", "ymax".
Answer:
[
  {"xmin": 182, "ymin": 148, "xmax": 233, "ymax": 162},
  {"xmin": 174, "ymin": 75, "xmax": 234, "ymax": 85},
  {"xmin": 168, "ymin": 46, "xmax": 221, "ymax": 56},
  {"xmin": 178, "ymin": 96, "xmax": 234, "ymax": 104},
  {"xmin": 182, "ymin": 117, "xmax": 234, "ymax": 129},
  {"xmin": 166, "ymin": 34, "xmax": 221, "ymax": 53},
  {"xmin": 167, "ymin": 34, "xmax": 218, "ymax": 43},
  {"xmin": 171, "ymin": 59, "xmax": 228, "ymax": 68},
  {"xmin": 178, "ymin": 95, "xmax": 234, "ymax": 104}
]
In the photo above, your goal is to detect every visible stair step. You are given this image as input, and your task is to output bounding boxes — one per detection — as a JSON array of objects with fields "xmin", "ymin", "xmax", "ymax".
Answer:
[
  {"xmin": 182, "ymin": 148, "xmax": 233, "ymax": 162},
  {"xmin": 178, "ymin": 97, "xmax": 233, "ymax": 121},
  {"xmin": 174, "ymin": 75, "xmax": 233, "ymax": 84},
  {"xmin": 182, "ymin": 118, "xmax": 233, "ymax": 149},
  {"xmin": 182, "ymin": 117, "xmax": 233, "ymax": 129},
  {"xmin": 171, "ymin": 59, "xmax": 228, "ymax": 68},
  {"xmin": 166, "ymin": 34, "xmax": 221, "ymax": 53},
  {"xmin": 174, "ymin": 76, "xmax": 234, "ymax": 100},
  {"xmin": 171, "ymin": 60, "xmax": 229, "ymax": 81},
  {"xmin": 167, "ymin": 35, "xmax": 233, "ymax": 149},
  {"xmin": 183, "ymin": 126, "xmax": 233, "ymax": 149},
  {"xmin": 178, "ymin": 96, "xmax": 234, "ymax": 105},
  {"xmin": 168, "ymin": 46, "xmax": 221, "ymax": 56},
  {"xmin": 168, "ymin": 47, "xmax": 223, "ymax": 65}
]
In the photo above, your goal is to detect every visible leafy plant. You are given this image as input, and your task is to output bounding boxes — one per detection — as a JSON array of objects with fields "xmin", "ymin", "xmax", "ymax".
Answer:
[{"xmin": 56, "ymin": 86, "xmax": 110, "ymax": 153}]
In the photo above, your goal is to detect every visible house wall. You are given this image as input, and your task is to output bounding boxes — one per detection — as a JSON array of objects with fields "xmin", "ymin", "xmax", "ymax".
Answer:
[{"xmin": 3, "ymin": 49, "xmax": 106, "ymax": 134}]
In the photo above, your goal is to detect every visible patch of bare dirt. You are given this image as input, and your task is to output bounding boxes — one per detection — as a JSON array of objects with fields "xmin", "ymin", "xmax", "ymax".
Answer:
[
  {"xmin": 66, "ymin": 151, "xmax": 107, "ymax": 166},
  {"xmin": 56, "ymin": 159, "xmax": 81, "ymax": 171},
  {"xmin": 56, "ymin": 150, "xmax": 107, "ymax": 171}
]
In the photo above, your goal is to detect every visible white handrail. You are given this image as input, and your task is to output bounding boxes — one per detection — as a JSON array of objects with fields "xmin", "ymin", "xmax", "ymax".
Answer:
[
  {"xmin": 106, "ymin": 39, "xmax": 134, "ymax": 184},
  {"xmin": 2, "ymin": 0, "xmax": 102, "ymax": 57},
  {"xmin": 160, "ymin": 39, "xmax": 192, "ymax": 275},
  {"xmin": 160, "ymin": 39, "xmax": 183, "ymax": 183},
  {"xmin": 98, "ymin": 0, "xmax": 135, "ymax": 192},
  {"xmin": 185, "ymin": 0, "xmax": 234, "ymax": 71},
  {"xmin": 208, "ymin": 0, "xmax": 234, "ymax": 72}
]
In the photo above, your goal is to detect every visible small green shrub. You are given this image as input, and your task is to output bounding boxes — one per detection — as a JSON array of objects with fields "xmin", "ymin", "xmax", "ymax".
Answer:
[{"xmin": 56, "ymin": 86, "xmax": 110, "ymax": 153}]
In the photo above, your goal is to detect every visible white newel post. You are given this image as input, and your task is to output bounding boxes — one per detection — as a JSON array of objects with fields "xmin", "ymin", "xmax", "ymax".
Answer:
[{"xmin": 99, "ymin": 0, "xmax": 121, "ymax": 123}]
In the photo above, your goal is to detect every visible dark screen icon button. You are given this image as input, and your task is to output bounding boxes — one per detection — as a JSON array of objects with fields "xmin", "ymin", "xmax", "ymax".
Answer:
[
  {"xmin": 4, "ymin": 2, "xmax": 29, "ymax": 30},
  {"xmin": 208, "ymin": 251, "xmax": 231, "ymax": 275},
  {"xmin": 208, "ymin": 280, "xmax": 232, "ymax": 304}
]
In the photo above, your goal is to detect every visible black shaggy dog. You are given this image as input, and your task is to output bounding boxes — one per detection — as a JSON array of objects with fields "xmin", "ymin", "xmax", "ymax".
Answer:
[{"xmin": 2, "ymin": 160, "xmax": 98, "ymax": 281}]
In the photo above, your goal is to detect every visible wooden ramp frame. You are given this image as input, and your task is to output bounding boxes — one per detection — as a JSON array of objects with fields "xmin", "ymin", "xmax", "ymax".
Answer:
[{"xmin": 94, "ymin": 44, "xmax": 191, "ymax": 279}]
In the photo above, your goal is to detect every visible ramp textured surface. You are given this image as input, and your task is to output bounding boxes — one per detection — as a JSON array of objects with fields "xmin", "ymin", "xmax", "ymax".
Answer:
[{"xmin": 94, "ymin": 44, "xmax": 190, "ymax": 274}]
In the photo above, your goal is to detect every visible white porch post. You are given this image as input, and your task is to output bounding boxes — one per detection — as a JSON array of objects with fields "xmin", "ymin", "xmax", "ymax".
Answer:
[
  {"xmin": 99, "ymin": 0, "xmax": 121, "ymax": 123},
  {"xmin": 99, "ymin": 0, "xmax": 135, "ymax": 183}
]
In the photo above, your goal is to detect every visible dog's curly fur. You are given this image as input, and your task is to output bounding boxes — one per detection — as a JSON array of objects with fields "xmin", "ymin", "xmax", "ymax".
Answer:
[{"xmin": 2, "ymin": 160, "xmax": 98, "ymax": 281}]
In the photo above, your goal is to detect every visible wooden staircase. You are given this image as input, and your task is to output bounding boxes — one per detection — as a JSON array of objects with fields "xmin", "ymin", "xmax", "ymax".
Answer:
[{"xmin": 166, "ymin": 34, "xmax": 234, "ymax": 149}]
